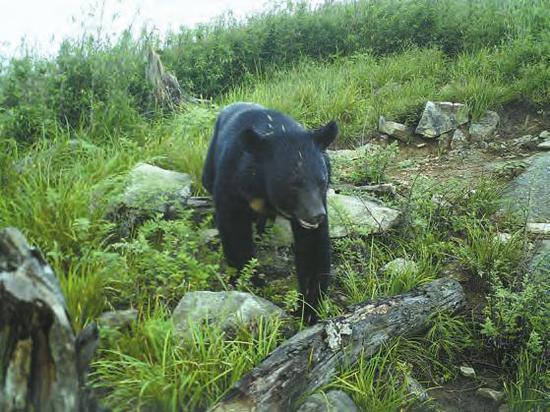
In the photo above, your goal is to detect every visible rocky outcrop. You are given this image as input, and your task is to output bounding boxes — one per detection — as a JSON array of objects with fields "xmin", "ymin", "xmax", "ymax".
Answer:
[{"xmin": 415, "ymin": 101, "xmax": 468, "ymax": 138}]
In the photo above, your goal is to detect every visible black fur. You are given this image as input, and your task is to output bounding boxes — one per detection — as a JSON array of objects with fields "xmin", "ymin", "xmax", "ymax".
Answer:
[{"xmin": 202, "ymin": 103, "xmax": 338, "ymax": 323}]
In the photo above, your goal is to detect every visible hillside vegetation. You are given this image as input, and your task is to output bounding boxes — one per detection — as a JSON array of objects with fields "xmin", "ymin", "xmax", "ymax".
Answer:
[{"xmin": 0, "ymin": 1, "xmax": 549, "ymax": 411}]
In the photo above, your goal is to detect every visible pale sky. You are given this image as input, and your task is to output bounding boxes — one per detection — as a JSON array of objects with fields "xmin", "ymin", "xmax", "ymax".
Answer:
[{"xmin": 0, "ymin": 0, "xmax": 323, "ymax": 58}]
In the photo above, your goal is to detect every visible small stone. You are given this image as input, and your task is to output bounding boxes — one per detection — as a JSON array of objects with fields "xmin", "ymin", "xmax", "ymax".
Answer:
[
  {"xmin": 495, "ymin": 233, "xmax": 512, "ymax": 243},
  {"xmin": 415, "ymin": 143, "xmax": 427, "ymax": 148},
  {"xmin": 477, "ymin": 387, "xmax": 505, "ymax": 402},
  {"xmin": 459, "ymin": 365, "xmax": 476, "ymax": 378},
  {"xmin": 450, "ymin": 129, "xmax": 468, "ymax": 150},
  {"xmin": 526, "ymin": 223, "xmax": 550, "ymax": 237},
  {"xmin": 380, "ymin": 258, "xmax": 418, "ymax": 277},
  {"xmin": 297, "ymin": 390, "xmax": 358, "ymax": 412},
  {"xmin": 469, "ymin": 111, "xmax": 500, "ymax": 141},
  {"xmin": 539, "ymin": 130, "xmax": 550, "ymax": 139},
  {"xmin": 379, "ymin": 116, "xmax": 410, "ymax": 142},
  {"xmin": 537, "ymin": 140, "xmax": 550, "ymax": 151},
  {"xmin": 98, "ymin": 309, "xmax": 138, "ymax": 329}
]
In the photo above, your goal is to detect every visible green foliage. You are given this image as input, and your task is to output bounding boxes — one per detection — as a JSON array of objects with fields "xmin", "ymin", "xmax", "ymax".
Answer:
[
  {"xmin": 352, "ymin": 142, "xmax": 400, "ymax": 184},
  {"xmin": 93, "ymin": 310, "xmax": 285, "ymax": 411}
]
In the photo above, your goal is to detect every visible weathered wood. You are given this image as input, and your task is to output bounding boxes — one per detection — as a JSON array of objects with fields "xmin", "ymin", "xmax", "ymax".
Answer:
[
  {"xmin": 211, "ymin": 278, "xmax": 465, "ymax": 412},
  {"xmin": 0, "ymin": 228, "xmax": 101, "ymax": 412}
]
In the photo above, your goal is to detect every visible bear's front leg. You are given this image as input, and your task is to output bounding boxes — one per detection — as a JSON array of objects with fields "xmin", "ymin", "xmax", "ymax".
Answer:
[
  {"xmin": 216, "ymin": 206, "xmax": 255, "ymax": 280},
  {"xmin": 291, "ymin": 218, "xmax": 331, "ymax": 324}
]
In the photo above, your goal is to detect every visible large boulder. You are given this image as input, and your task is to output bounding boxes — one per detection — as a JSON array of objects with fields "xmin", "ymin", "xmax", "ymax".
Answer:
[
  {"xmin": 172, "ymin": 291, "xmax": 288, "ymax": 339},
  {"xmin": 469, "ymin": 111, "xmax": 500, "ymax": 141},
  {"xmin": 122, "ymin": 163, "xmax": 192, "ymax": 214},
  {"xmin": 415, "ymin": 101, "xmax": 469, "ymax": 138}
]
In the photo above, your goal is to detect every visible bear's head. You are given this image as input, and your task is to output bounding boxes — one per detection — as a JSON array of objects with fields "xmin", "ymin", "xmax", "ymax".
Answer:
[{"xmin": 243, "ymin": 119, "xmax": 338, "ymax": 229}]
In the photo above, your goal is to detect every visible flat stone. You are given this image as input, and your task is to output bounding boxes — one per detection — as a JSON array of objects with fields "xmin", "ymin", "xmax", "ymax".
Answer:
[
  {"xmin": 502, "ymin": 154, "xmax": 550, "ymax": 223},
  {"xmin": 477, "ymin": 387, "xmax": 505, "ymax": 403},
  {"xmin": 416, "ymin": 101, "xmax": 469, "ymax": 138},
  {"xmin": 98, "ymin": 309, "xmax": 138, "ymax": 329},
  {"xmin": 539, "ymin": 130, "xmax": 550, "ymax": 139},
  {"xmin": 469, "ymin": 111, "xmax": 500, "ymax": 141},
  {"xmin": 297, "ymin": 390, "xmax": 358, "ymax": 412},
  {"xmin": 526, "ymin": 223, "xmax": 550, "ymax": 237},
  {"xmin": 172, "ymin": 291, "xmax": 287, "ymax": 340},
  {"xmin": 537, "ymin": 140, "xmax": 550, "ymax": 151},
  {"xmin": 459, "ymin": 365, "xmax": 476, "ymax": 378},
  {"xmin": 379, "ymin": 116, "xmax": 410, "ymax": 142}
]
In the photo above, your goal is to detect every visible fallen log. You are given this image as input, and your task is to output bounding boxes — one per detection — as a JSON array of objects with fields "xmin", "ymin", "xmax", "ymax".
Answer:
[
  {"xmin": 212, "ymin": 277, "xmax": 465, "ymax": 412},
  {"xmin": 0, "ymin": 228, "xmax": 101, "ymax": 412}
]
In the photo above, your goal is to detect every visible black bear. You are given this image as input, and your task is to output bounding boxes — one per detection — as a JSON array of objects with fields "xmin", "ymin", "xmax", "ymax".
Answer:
[{"xmin": 202, "ymin": 102, "xmax": 338, "ymax": 322}]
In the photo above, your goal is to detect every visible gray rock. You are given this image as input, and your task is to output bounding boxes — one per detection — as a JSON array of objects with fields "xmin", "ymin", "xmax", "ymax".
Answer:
[
  {"xmin": 450, "ymin": 129, "xmax": 468, "ymax": 150},
  {"xmin": 380, "ymin": 258, "xmax": 418, "ymax": 277},
  {"xmin": 512, "ymin": 134, "xmax": 539, "ymax": 149},
  {"xmin": 469, "ymin": 111, "xmax": 500, "ymax": 141},
  {"xmin": 379, "ymin": 116, "xmax": 410, "ymax": 142},
  {"xmin": 415, "ymin": 101, "xmax": 469, "ymax": 138},
  {"xmin": 495, "ymin": 233, "xmax": 512, "ymax": 243},
  {"xmin": 477, "ymin": 387, "xmax": 505, "ymax": 402},
  {"xmin": 537, "ymin": 140, "xmax": 550, "ymax": 151},
  {"xmin": 269, "ymin": 190, "xmax": 401, "ymax": 246},
  {"xmin": 122, "ymin": 163, "xmax": 192, "ymax": 213},
  {"xmin": 459, "ymin": 365, "xmax": 476, "ymax": 378},
  {"xmin": 528, "ymin": 240, "xmax": 550, "ymax": 282},
  {"xmin": 404, "ymin": 374, "xmax": 429, "ymax": 402},
  {"xmin": 297, "ymin": 390, "xmax": 358, "ymax": 412},
  {"xmin": 502, "ymin": 153, "xmax": 550, "ymax": 223},
  {"xmin": 172, "ymin": 291, "xmax": 287, "ymax": 339},
  {"xmin": 526, "ymin": 223, "xmax": 550, "ymax": 237},
  {"xmin": 98, "ymin": 309, "xmax": 138, "ymax": 329},
  {"xmin": 539, "ymin": 130, "xmax": 550, "ymax": 139}
]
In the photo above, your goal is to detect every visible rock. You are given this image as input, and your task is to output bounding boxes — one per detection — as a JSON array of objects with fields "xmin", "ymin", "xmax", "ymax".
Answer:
[
  {"xmin": 539, "ymin": 130, "xmax": 550, "ymax": 139},
  {"xmin": 327, "ymin": 144, "xmax": 376, "ymax": 183},
  {"xmin": 477, "ymin": 388, "xmax": 505, "ymax": 403},
  {"xmin": 416, "ymin": 143, "xmax": 427, "ymax": 148},
  {"xmin": 415, "ymin": 101, "xmax": 469, "ymax": 138},
  {"xmin": 380, "ymin": 258, "xmax": 418, "ymax": 277},
  {"xmin": 537, "ymin": 140, "xmax": 550, "ymax": 151},
  {"xmin": 512, "ymin": 134, "xmax": 539, "ymax": 149},
  {"xmin": 269, "ymin": 190, "xmax": 401, "ymax": 246},
  {"xmin": 122, "ymin": 163, "xmax": 192, "ymax": 214},
  {"xmin": 450, "ymin": 129, "xmax": 468, "ymax": 150},
  {"xmin": 200, "ymin": 228, "xmax": 219, "ymax": 244},
  {"xmin": 378, "ymin": 116, "xmax": 410, "ymax": 142},
  {"xmin": 528, "ymin": 240, "xmax": 550, "ymax": 279},
  {"xmin": 296, "ymin": 390, "xmax": 358, "ymax": 412},
  {"xmin": 526, "ymin": 223, "xmax": 550, "ymax": 237},
  {"xmin": 495, "ymin": 233, "xmax": 512, "ymax": 243},
  {"xmin": 98, "ymin": 309, "xmax": 138, "ymax": 329},
  {"xmin": 172, "ymin": 291, "xmax": 288, "ymax": 339},
  {"xmin": 459, "ymin": 365, "xmax": 476, "ymax": 378},
  {"xmin": 502, "ymin": 154, "xmax": 550, "ymax": 224},
  {"xmin": 469, "ymin": 111, "xmax": 500, "ymax": 141},
  {"xmin": 404, "ymin": 374, "xmax": 429, "ymax": 403}
]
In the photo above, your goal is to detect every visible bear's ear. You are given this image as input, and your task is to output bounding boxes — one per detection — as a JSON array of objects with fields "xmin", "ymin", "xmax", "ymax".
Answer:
[
  {"xmin": 312, "ymin": 120, "xmax": 338, "ymax": 150},
  {"xmin": 242, "ymin": 128, "xmax": 266, "ymax": 154}
]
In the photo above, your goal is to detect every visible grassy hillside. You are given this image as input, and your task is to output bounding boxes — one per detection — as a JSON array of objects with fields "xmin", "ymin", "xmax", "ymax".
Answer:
[{"xmin": 1, "ymin": 0, "xmax": 549, "ymax": 410}]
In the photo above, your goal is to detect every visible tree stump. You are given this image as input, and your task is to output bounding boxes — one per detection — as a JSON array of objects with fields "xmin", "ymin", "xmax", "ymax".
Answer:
[{"xmin": 0, "ymin": 228, "xmax": 100, "ymax": 412}]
